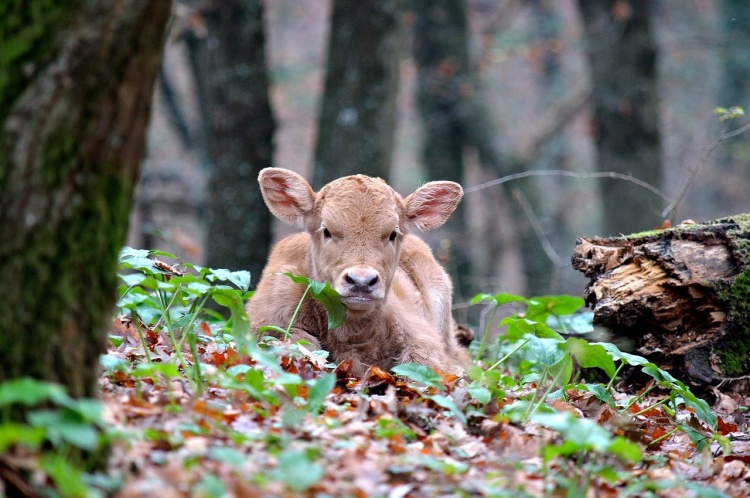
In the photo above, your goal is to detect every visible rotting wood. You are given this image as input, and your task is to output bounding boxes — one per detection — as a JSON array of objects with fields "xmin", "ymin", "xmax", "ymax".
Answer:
[{"xmin": 572, "ymin": 214, "xmax": 750, "ymax": 387}]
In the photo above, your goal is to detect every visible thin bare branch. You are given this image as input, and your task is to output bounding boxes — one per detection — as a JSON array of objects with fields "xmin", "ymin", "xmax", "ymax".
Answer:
[
  {"xmin": 662, "ymin": 122, "xmax": 750, "ymax": 218},
  {"xmin": 510, "ymin": 187, "xmax": 564, "ymax": 268},
  {"xmin": 464, "ymin": 169, "xmax": 672, "ymax": 205}
]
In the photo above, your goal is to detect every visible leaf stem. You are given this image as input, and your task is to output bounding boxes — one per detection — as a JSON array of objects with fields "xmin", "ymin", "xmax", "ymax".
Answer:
[
  {"xmin": 132, "ymin": 311, "xmax": 152, "ymax": 364},
  {"xmin": 285, "ymin": 284, "xmax": 311, "ymax": 339},
  {"xmin": 620, "ymin": 383, "xmax": 658, "ymax": 415},
  {"xmin": 475, "ymin": 305, "xmax": 499, "ymax": 361},
  {"xmin": 486, "ymin": 339, "xmax": 529, "ymax": 372},
  {"xmin": 606, "ymin": 362, "xmax": 626, "ymax": 391},
  {"xmin": 630, "ymin": 396, "xmax": 669, "ymax": 418},
  {"xmin": 649, "ymin": 427, "xmax": 679, "ymax": 446}
]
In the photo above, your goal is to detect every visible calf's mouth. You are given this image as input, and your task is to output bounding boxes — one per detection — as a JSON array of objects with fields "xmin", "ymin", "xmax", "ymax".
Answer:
[{"xmin": 335, "ymin": 266, "xmax": 385, "ymax": 311}]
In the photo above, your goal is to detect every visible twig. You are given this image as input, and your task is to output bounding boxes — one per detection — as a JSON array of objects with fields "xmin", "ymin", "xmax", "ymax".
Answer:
[
  {"xmin": 662, "ymin": 122, "xmax": 750, "ymax": 218},
  {"xmin": 511, "ymin": 187, "xmax": 564, "ymax": 267},
  {"xmin": 464, "ymin": 169, "xmax": 672, "ymax": 205}
]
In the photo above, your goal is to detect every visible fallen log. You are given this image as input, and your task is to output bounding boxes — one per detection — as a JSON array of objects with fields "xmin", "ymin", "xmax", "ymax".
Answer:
[{"xmin": 572, "ymin": 214, "xmax": 750, "ymax": 386}]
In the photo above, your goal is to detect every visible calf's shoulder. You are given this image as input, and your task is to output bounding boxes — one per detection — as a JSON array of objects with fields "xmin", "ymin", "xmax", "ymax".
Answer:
[{"xmin": 246, "ymin": 233, "xmax": 325, "ymax": 339}]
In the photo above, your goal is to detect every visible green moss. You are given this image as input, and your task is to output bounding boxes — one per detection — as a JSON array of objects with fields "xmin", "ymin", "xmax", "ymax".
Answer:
[
  {"xmin": 714, "ymin": 215, "xmax": 750, "ymax": 376},
  {"xmin": 42, "ymin": 126, "xmax": 81, "ymax": 187},
  {"xmin": 0, "ymin": 1, "xmax": 81, "ymax": 122},
  {"xmin": 5, "ymin": 165, "xmax": 134, "ymax": 396}
]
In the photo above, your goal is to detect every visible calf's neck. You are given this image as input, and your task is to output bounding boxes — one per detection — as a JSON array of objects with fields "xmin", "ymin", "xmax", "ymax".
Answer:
[{"xmin": 246, "ymin": 168, "xmax": 469, "ymax": 375}]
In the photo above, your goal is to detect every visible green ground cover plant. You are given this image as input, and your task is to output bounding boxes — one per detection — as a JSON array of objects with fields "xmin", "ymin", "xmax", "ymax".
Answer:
[{"xmin": 0, "ymin": 248, "xmax": 743, "ymax": 497}]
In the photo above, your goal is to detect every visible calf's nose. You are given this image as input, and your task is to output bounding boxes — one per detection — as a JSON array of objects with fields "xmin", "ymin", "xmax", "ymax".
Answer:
[{"xmin": 343, "ymin": 268, "xmax": 380, "ymax": 293}]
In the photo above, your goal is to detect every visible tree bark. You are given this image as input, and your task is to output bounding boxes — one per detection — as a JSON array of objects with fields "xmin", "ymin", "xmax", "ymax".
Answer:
[
  {"xmin": 412, "ymin": 0, "xmax": 556, "ymax": 297},
  {"xmin": 572, "ymin": 214, "xmax": 750, "ymax": 386},
  {"xmin": 577, "ymin": 0, "xmax": 663, "ymax": 236},
  {"xmin": 187, "ymin": 0, "xmax": 276, "ymax": 281},
  {"xmin": 710, "ymin": 0, "xmax": 750, "ymax": 216},
  {"xmin": 0, "ymin": 1, "xmax": 172, "ymax": 397},
  {"xmin": 313, "ymin": 0, "xmax": 404, "ymax": 188}
]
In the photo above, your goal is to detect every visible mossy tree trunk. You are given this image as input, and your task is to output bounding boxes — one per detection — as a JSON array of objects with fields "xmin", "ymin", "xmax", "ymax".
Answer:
[
  {"xmin": 313, "ymin": 0, "xmax": 404, "ymax": 188},
  {"xmin": 187, "ymin": 0, "xmax": 276, "ymax": 280},
  {"xmin": 0, "ymin": 1, "xmax": 172, "ymax": 398},
  {"xmin": 572, "ymin": 214, "xmax": 750, "ymax": 387}
]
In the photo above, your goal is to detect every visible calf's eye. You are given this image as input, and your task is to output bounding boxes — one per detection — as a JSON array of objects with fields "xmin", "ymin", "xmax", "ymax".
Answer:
[
  {"xmin": 323, "ymin": 228, "xmax": 332, "ymax": 239},
  {"xmin": 389, "ymin": 231, "xmax": 398, "ymax": 242}
]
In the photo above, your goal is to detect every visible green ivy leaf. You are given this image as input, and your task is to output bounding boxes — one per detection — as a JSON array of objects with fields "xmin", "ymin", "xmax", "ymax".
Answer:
[
  {"xmin": 584, "ymin": 383, "xmax": 616, "ymax": 408},
  {"xmin": 0, "ymin": 378, "xmax": 69, "ymax": 407},
  {"xmin": 563, "ymin": 338, "xmax": 616, "ymax": 378},
  {"xmin": 195, "ymin": 473, "xmax": 226, "ymax": 498},
  {"xmin": 272, "ymin": 450, "xmax": 325, "ymax": 491},
  {"xmin": 211, "ymin": 288, "xmax": 251, "ymax": 338},
  {"xmin": 677, "ymin": 389, "xmax": 717, "ymax": 429},
  {"xmin": 40, "ymin": 453, "xmax": 89, "ymax": 497},
  {"xmin": 0, "ymin": 424, "xmax": 46, "ymax": 452},
  {"xmin": 206, "ymin": 268, "xmax": 252, "ymax": 292},
  {"xmin": 306, "ymin": 373, "xmax": 336, "ymax": 414},
  {"xmin": 430, "ymin": 394, "xmax": 467, "ymax": 424},
  {"xmin": 598, "ymin": 342, "xmax": 650, "ymax": 366},
  {"xmin": 27, "ymin": 410, "xmax": 99, "ymax": 451},
  {"xmin": 470, "ymin": 292, "xmax": 528, "ymax": 306},
  {"xmin": 532, "ymin": 411, "xmax": 641, "ymax": 463},
  {"xmin": 466, "ymin": 382, "xmax": 492, "ymax": 405},
  {"xmin": 608, "ymin": 436, "xmax": 643, "ymax": 463},
  {"xmin": 392, "ymin": 363, "xmax": 443, "ymax": 391},
  {"xmin": 526, "ymin": 295, "xmax": 584, "ymax": 322},
  {"xmin": 526, "ymin": 335, "xmax": 566, "ymax": 368},
  {"xmin": 282, "ymin": 273, "xmax": 346, "ymax": 330},
  {"xmin": 501, "ymin": 317, "xmax": 563, "ymax": 341}
]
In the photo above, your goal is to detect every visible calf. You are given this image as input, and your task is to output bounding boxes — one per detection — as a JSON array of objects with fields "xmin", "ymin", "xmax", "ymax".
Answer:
[{"xmin": 246, "ymin": 168, "xmax": 470, "ymax": 376}]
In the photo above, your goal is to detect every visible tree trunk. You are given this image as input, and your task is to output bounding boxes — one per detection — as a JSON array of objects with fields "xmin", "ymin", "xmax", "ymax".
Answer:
[
  {"xmin": 412, "ymin": 0, "xmax": 553, "ymax": 297},
  {"xmin": 577, "ymin": 0, "xmax": 663, "ymax": 236},
  {"xmin": 0, "ymin": 1, "xmax": 172, "ymax": 398},
  {"xmin": 313, "ymin": 0, "xmax": 404, "ymax": 188},
  {"xmin": 711, "ymin": 0, "xmax": 750, "ymax": 216},
  {"xmin": 188, "ymin": 0, "xmax": 276, "ymax": 281},
  {"xmin": 572, "ymin": 214, "xmax": 750, "ymax": 386}
]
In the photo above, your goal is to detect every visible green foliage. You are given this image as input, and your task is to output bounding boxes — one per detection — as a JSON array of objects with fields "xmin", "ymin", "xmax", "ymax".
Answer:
[
  {"xmin": 532, "ymin": 411, "xmax": 642, "ymax": 463},
  {"xmin": 468, "ymin": 289, "xmax": 722, "ymax": 471},
  {"xmin": 271, "ymin": 449, "xmax": 325, "ymax": 491},
  {"xmin": 391, "ymin": 362, "xmax": 444, "ymax": 391},
  {"xmin": 714, "ymin": 105, "xmax": 745, "ymax": 121},
  {"xmin": 280, "ymin": 272, "xmax": 346, "ymax": 330},
  {"xmin": 6, "ymin": 248, "xmax": 715, "ymax": 495},
  {"xmin": 117, "ymin": 247, "xmax": 254, "ymax": 394},
  {"xmin": 0, "ymin": 378, "xmax": 109, "ymax": 497}
]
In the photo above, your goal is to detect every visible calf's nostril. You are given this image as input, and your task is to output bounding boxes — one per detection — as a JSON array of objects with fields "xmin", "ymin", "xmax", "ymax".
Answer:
[{"xmin": 343, "ymin": 270, "xmax": 380, "ymax": 292}]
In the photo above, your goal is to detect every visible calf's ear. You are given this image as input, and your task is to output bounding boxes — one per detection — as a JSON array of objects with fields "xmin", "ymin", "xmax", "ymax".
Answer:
[
  {"xmin": 405, "ymin": 181, "xmax": 463, "ymax": 231},
  {"xmin": 258, "ymin": 168, "xmax": 315, "ymax": 227}
]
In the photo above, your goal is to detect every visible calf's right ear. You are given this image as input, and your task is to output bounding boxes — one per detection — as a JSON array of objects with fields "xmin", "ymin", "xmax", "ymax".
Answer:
[
  {"xmin": 405, "ymin": 181, "xmax": 463, "ymax": 231},
  {"xmin": 258, "ymin": 168, "xmax": 315, "ymax": 227}
]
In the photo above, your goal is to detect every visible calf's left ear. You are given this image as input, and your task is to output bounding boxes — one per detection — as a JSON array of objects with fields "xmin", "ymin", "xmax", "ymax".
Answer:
[
  {"xmin": 258, "ymin": 168, "xmax": 315, "ymax": 228},
  {"xmin": 404, "ymin": 181, "xmax": 463, "ymax": 231}
]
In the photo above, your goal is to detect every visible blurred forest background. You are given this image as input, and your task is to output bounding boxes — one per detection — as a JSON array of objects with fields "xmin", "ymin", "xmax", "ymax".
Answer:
[{"xmin": 128, "ymin": 0, "xmax": 750, "ymax": 316}]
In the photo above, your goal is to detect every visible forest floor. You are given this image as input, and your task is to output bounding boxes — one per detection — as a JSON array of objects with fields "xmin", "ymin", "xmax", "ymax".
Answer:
[
  {"xmin": 5, "ymin": 250, "xmax": 750, "ymax": 498},
  {"xmin": 99, "ymin": 315, "xmax": 750, "ymax": 498}
]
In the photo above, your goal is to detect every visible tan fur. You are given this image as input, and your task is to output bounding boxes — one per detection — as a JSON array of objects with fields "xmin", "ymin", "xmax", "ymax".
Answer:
[{"xmin": 247, "ymin": 168, "xmax": 469, "ymax": 376}]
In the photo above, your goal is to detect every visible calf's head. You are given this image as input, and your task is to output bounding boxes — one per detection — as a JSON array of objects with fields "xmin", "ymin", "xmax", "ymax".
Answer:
[{"xmin": 258, "ymin": 168, "xmax": 462, "ymax": 313}]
